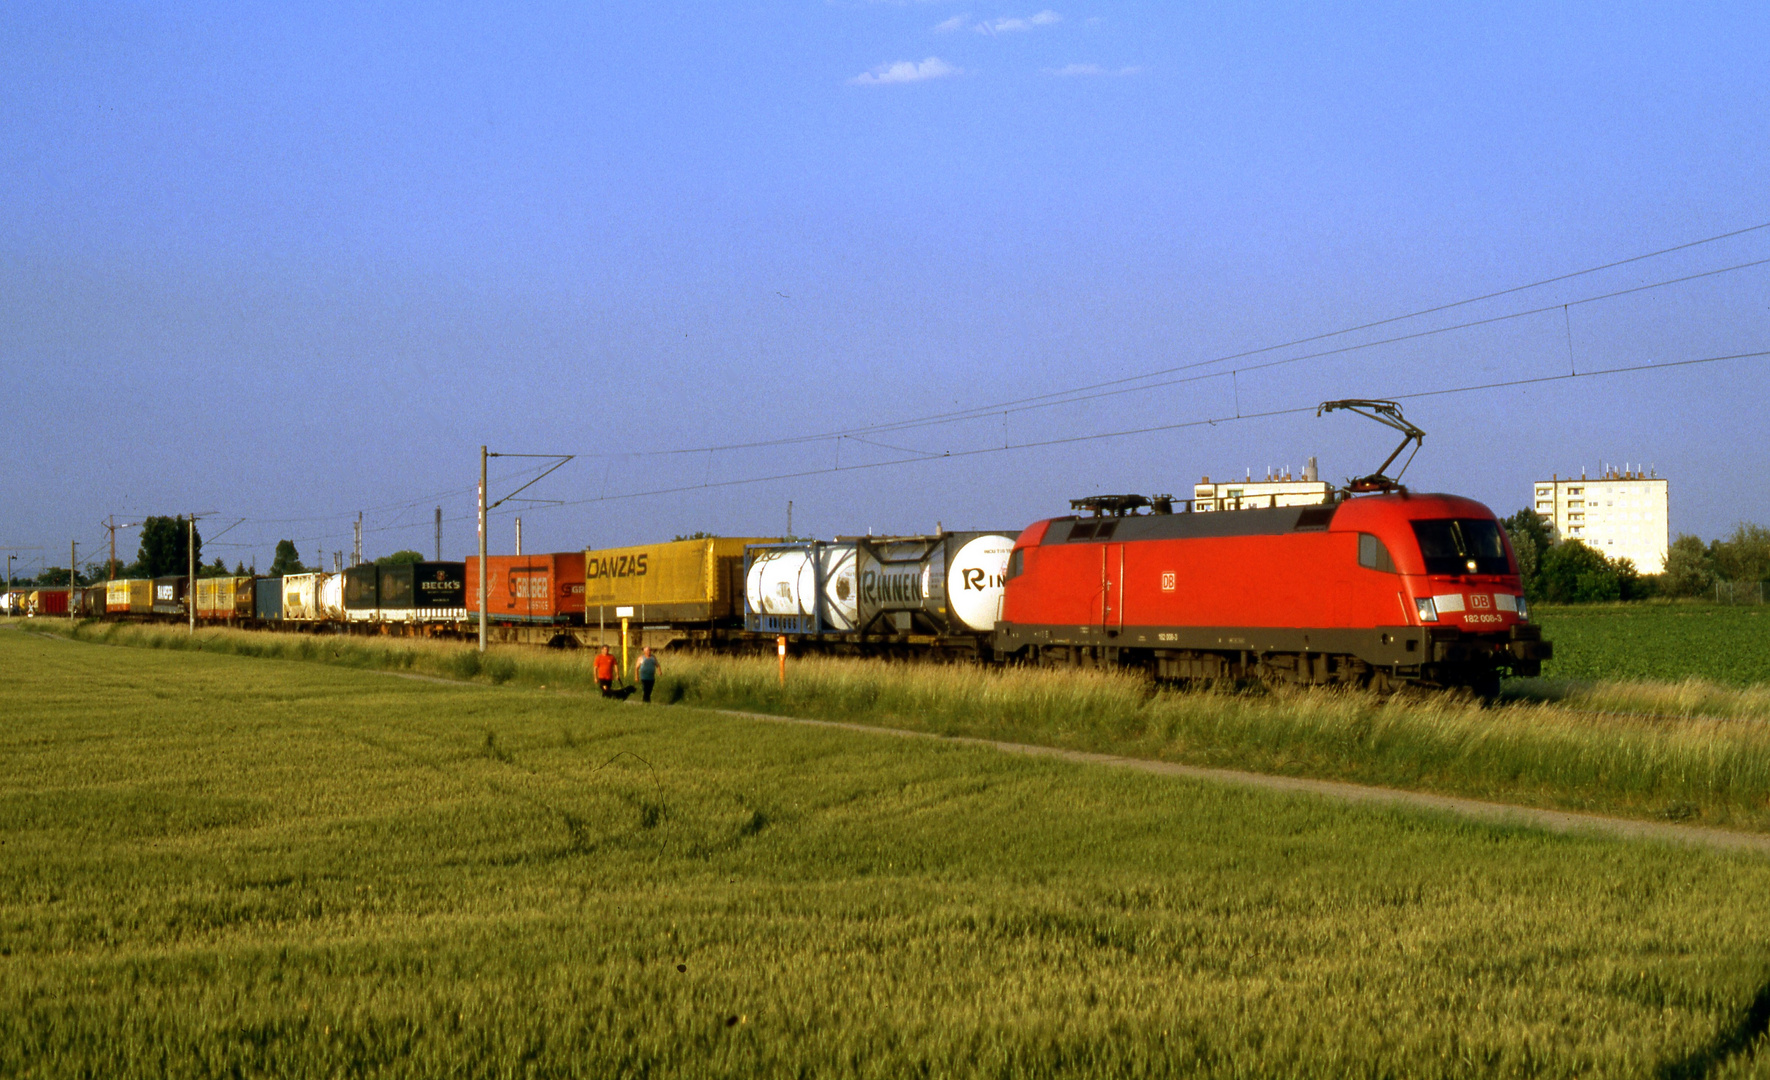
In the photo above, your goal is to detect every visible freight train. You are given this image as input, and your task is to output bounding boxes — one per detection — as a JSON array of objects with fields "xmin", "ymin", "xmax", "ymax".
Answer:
[{"xmin": 14, "ymin": 403, "xmax": 1551, "ymax": 694}]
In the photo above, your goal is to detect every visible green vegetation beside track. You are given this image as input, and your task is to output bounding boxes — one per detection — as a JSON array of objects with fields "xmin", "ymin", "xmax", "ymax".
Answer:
[
  {"xmin": 26, "ymin": 617, "xmax": 1770, "ymax": 834},
  {"xmin": 8, "ymin": 626, "xmax": 1770, "ymax": 1077}
]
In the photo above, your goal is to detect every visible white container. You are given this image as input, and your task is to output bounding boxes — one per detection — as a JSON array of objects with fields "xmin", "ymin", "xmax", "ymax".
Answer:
[
  {"xmin": 745, "ymin": 544, "xmax": 858, "ymax": 631},
  {"xmin": 317, "ymin": 574, "xmax": 344, "ymax": 620},
  {"xmin": 282, "ymin": 572, "xmax": 330, "ymax": 621},
  {"xmin": 944, "ymin": 534, "xmax": 1014, "ymax": 632}
]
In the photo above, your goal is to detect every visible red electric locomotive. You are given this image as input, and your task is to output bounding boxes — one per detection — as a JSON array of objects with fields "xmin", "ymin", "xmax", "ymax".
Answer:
[{"xmin": 991, "ymin": 401, "xmax": 1551, "ymax": 696}]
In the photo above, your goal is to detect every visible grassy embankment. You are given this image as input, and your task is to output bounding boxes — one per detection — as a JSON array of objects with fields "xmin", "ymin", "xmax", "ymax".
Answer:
[
  {"xmin": 7, "ymin": 626, "xmax": 1770, "ymax": 1077},
  {"xmin": 22, "ymin": 613, "xmax": 1770, "ymax": 832}
]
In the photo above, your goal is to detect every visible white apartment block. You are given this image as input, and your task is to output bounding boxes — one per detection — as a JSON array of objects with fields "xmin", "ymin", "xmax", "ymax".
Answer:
[
  {"xmin": 1194, "ymin": 460, "xmax": 1333, "ymax": 512},
  {"xmin": 1533, "ymin": 469, "xmax": 1669, "ymax": 573}
]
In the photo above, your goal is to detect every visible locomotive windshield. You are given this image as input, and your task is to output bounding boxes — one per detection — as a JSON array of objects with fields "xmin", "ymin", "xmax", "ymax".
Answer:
[{"xmin": 1410, "ymin": 518, "xmax": 1511, "ymax": 575}]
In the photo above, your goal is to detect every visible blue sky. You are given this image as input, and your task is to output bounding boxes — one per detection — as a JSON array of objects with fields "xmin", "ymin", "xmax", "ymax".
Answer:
[{"xmin": 3, "ymin": 3, "xmax": 1767, "ymax": 574}]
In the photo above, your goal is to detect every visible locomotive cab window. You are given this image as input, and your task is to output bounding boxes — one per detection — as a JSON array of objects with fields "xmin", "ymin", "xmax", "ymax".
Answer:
[
  {"xmin": 1006, "ymin": 548, "xmax": 1026, "ymax": 581},
  {"xmin": 1410, "ymin": 518, "xmax": 1511, "ymax": 575},
  {"xmin": 1357, "ymin": 533, "xmax": 1397, "ymax": 573}
]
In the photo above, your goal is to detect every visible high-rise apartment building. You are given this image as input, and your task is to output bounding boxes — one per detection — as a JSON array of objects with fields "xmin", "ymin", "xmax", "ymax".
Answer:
[{"xmin": 1532, "ymin": 469, "xmax": 1669, "ymax": 573}]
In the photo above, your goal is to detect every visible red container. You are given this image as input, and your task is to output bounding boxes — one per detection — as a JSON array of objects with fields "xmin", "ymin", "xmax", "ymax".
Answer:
[
  {"xmin": 465, "ymin": 553, "xmax": 585, "ymax": 623},
  {"xmin": 31, "ymin": 588, "xmax": 69, "ymax": 615}
]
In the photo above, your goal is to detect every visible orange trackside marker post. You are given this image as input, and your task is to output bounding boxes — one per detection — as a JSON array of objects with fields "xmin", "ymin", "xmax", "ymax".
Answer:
[{"xmin": 777, "ymin": 635, "xmax": 787, "ymax": 685}]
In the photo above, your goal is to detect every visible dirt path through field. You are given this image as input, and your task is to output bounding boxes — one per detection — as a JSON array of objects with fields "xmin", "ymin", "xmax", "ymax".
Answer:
[{"xmin": 711, "ymin": 707, "xmax": 1770, "ymax": 856}]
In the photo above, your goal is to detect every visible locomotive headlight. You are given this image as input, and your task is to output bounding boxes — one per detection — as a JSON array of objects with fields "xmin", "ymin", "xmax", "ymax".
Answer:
[
  {"xmin": 1415, "ymin": 597, "xmax": 1438, "ymax": 622},
  {"xmin": 1515, "ymin": 595, "xmax": 1529, "ymax": 621}
]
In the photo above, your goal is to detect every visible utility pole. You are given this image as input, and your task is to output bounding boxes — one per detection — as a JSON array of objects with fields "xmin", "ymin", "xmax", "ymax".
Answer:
[
  {"xmin": 435, "ymin": 506, "xmax": 442, "ymax": 562},
  {"xmin": 188, "ymin": 516, "xmax": 196, "ymax": 634},
  {"xmin": 70, "ymin": 539, "xmax": 77, "ymax": 623},
  {"xmin": 515, "ymin": 517, "xmax": 523, "ymax": 557},
  {"xmin": 787, "ymin": 500, "xmax": 793, "ymax": 537},
  {"xmin": 181, "ymin": 511, "xmax": 217, "ymax": 635},
  {"xmin": 102, "ymin": 517, "xmax": 141, "ymax": 580},
  {"xmin": 353, "ymin": 513, "xmax": 363, "ymax": 567},
  {"xmin": 475, "ymin": 446, "xmax": 574, "ymax": 653},
  {"xmin": 478, "ymin": 445, "xmax": 488, "ymax": 653},
  {"xmin": 0, "ymin": 550, "xmax": 41, "ymax": 615}
]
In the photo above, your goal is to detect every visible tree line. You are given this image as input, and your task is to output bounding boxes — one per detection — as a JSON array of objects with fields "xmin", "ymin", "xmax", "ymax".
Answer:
[
  {"xmin": 8, "ymin": 520, "xmax": 429, "ymax": 589},
  {"xmin": 11, "ymin": 517, "xmax": 225, "ymax": 588},
  {"xmin": 1501, "ymin": 510, "xmax": 1769, "ymax": 603}
]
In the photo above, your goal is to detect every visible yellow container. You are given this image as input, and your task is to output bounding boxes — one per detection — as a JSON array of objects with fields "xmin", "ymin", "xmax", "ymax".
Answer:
[
  {"xmin": 107, "ymin": 579, "xmax": 152, "ymax": 614},
  {"xmin": 192, "ymin": 577, "xmax": 258, "ymax": 619},
  {"xmin": 194, "ymin": 576, "xmax": 256, "ymax": 619},
  {"xmin": 583, "ymin": 537, "xmax": 778, "ymax": 623}
]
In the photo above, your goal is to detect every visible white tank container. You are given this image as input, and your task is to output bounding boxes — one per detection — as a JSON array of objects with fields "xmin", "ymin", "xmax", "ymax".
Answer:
[
  {"xmin": 745, "ymin": 544, "xmax": 858, "ymax": 631},
  {"xmin": 282, "ymin": 572, "xmax": 329, "ymax": 622},
  {"xmin": 317, "ymin": 574, "xmax": 344, "ymax": 620},
  {"xmin": 944, "ymin": 534, "xmax": 1014, "ymax": 632}
]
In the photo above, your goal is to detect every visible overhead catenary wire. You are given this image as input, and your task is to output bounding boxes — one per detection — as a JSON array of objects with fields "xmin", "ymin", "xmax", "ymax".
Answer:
[
  {"xmin": 519, "ymin": 347, "xmax": 1770, "ymax": 511},
  {"xmin": 157, "ymin": 340, "xmax": 1770, "ymax": 552},
  {"xmin": 46, "ymin": 221, "xmax": 1770, "ymax": 558},
  {"xmin": 555, "ymin": 223, "xmax": 1770, "ymax": 460}
]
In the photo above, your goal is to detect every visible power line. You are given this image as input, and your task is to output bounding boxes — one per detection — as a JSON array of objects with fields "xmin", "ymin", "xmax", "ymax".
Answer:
[
  {"xmin": 36, "ymin": 222, "xmax": 1770, "ymax": 554},
  {"xmin": 557, "ymin": 221, "xmax": 1770, "ymax": 459},
  {"xmin": 122, "ymin": 340, "xmax": 1770, "ymax": 550},
  {"xmin": 529, "ymin": 347, "xmax": 1770, "ymax": 510},
  {"xmin": 967, "ymin": 255, "xmax": 1770, "ymax": 422}
]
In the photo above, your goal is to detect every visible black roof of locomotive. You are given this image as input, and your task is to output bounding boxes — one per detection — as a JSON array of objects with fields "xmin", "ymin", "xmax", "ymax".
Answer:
[{"xmin": 1047, "ymin": 503, "xmax": 1339, "ymax": 543}]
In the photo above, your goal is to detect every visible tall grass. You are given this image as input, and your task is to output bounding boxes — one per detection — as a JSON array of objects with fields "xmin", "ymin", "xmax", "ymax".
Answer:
[
  {"xmin": 36, "ymin": 619, "xmax": 1770, "ymax": 830},
  {"xmin": 12, "ymin": 627, "xmax": 1770, "ymax": 1076}
]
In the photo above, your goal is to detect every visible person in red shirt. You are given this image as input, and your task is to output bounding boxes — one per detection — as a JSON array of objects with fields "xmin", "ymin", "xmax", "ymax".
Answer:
[{"xmin": 593, "ymin": 645, "xmax": 617, "ymax": 697}]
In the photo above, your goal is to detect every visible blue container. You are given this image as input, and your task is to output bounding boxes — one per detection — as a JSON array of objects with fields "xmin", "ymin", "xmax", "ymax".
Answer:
[{"xmin": 255, "ymin": 576, "xmax": 283, "ymax": 621}]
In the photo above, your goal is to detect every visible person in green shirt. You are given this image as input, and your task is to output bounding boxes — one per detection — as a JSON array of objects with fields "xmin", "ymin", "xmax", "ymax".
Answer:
[{"xmin": 635, "ymin": 647, "xmax": 661, "ymax": 704}]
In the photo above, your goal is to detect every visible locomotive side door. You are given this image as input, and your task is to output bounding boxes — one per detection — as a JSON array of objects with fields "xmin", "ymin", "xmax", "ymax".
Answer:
[{"xmin": 1101, "ymin": 543, "xmax": 1125, "ymax": 633}]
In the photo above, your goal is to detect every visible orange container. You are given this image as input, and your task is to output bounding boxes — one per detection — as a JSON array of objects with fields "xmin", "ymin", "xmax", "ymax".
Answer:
[{"xmin": 465, "ymin": 553, "xmax": 585, "ymax": 623}]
